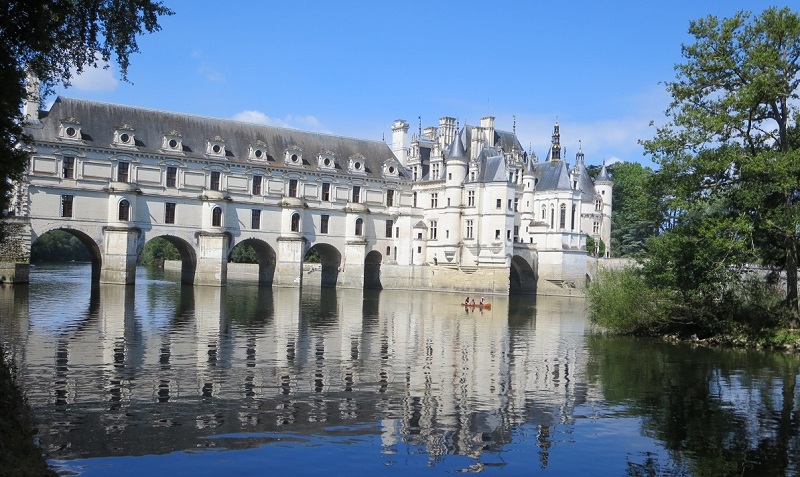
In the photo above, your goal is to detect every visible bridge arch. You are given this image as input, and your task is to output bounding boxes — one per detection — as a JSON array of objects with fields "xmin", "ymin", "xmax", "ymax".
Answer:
[
  {"xmin": 510, "ymin": 254, "xmax": 537, "ymax": 295},
  {"xmin": 229, "ymin": 238, "xmax": 276, "ymax": 285},
  {"xmin": 364, "ymin": 250, "xmax": 382, "ymax": 289},
  {"xmin": 304, "ymin": 243, "xmax": 341, "ymax": 288},
  {"xmin": 32, "ymin": 227, "xmax": 103, "ymax": 282},
  {"xmin": 144, "ymin": 234, "xmax": 197, "ymax": 284}
]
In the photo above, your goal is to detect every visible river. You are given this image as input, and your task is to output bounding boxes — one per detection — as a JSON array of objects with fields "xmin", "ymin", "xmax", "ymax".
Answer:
[{"xmin": 0, "ymin": 263, "xmax": 798, "ymax": 476}]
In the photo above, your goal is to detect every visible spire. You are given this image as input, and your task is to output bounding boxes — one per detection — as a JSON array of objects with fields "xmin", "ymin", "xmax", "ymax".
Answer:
[
  {"xmin": 575, "ymin": 140, "xmax": 584, "ymax": 164},
  {"xmin": 550, "ymin": 121, "xmax": 561, "ymax": 161},
  {"xmin": 447, "ymin": 128, "xmax": 467, "ymax": 159},
  {"xmin": 597, "ymin": 161, "xmax": 611, "ymax": 182}
]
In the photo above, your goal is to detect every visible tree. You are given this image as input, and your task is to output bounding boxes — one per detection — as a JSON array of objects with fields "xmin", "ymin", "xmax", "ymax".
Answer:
[
  {"xmin": 0, "ymin": 0, "xmax": 173, "ymax": 214},
  {"xmin": 607, "ymin": 162, "xmax": 661, "ymax": 257},
  {"xmin": 642, "ymin": 7, "xmax": 800, "ymax": 326},
  {"xmin": 138, "ymin": 237, "xmax": 180, "ymax": 266}
]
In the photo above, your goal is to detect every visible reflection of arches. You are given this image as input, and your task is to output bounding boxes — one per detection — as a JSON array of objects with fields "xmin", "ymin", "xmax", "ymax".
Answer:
[
  {"xmin": 364, "ymin": 250, "xmax": 382, "ymax": 289},
  {"xmin": 146, "ymin": 235, "xmax": 197, "ymax": 284},
  {"xmin": 33, "ymin": 228, "xmax": 103, "ymax": 282},
  {"xmin": 305, "ymin": 243, "xmax": 341, "ymax": 287},
  {"xmin": 510, "ymin": 255, "xmax": 537, "ymax": 294},
  {"xmin": 118, "ymin": 199, "xmax": 130, "ymax": 221},
  {"xmin": 212, "ymin": 207, "xmax": 222, "ymax": 227},
  {"xmin": 229, "ymin": 238, "xmax": 276, "ymax": 285}
]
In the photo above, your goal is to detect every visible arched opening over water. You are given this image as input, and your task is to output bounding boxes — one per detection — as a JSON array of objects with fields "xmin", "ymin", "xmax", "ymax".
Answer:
[
  {"xmin": 364, "ymin": 250, "xmax": 382, "ymax": 289},
  {"xmin": 140, "ymin": 235, "xmax": 197, "ymax": 284},
  {"xmin": 228, "ymin": 238, "xmax": 277, "ymax": 285},
  {"xmin": 304, "ymin": 243, "xmax": 341, "ymax": 288},
  {"xmin": 30, "ymin": 228, "xmax": 102, "ymax": 282},
  {"xmin": 509, "ymin": 255, "xmax": 537, "ymax": 295}
]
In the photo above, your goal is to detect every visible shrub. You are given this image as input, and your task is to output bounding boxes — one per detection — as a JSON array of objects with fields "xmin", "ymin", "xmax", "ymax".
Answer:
[{"xmin": 587, "ymin": 267, "xmax": 673, "ymax": 335}]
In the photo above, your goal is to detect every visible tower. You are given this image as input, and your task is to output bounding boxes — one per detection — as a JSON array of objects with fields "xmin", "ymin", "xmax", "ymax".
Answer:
[
  {"xmin": 391, "ymin": 119, "xmax": 409, "ymax": 167},
  {"xmin": 594, "ymin": 163, "xmax": 613, "ymax": 257}
]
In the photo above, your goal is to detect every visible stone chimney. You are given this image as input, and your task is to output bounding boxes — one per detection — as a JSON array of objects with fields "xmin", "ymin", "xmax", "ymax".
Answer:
[
  {"xmin": 391, "ymin": 119, "xmax": 409, "ymax": 166},
  {"xmin": 480, "ymin": 116, "xmax": 495, "ymax": 147},
  {"xmin": 23, "ymin": 72, "xmax": 41, "ymax": 123}
]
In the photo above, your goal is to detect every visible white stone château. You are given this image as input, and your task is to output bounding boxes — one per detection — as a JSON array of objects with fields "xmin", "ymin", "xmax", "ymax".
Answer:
[{"xmin": 5, "ymin": 96, "xmax": 611, "ymax": 294}]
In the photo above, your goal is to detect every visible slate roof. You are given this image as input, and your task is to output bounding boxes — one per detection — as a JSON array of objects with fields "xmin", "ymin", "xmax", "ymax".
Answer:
[{"xmin": 30, "ymin": 97, "xmax": 402, "ymax": 179}]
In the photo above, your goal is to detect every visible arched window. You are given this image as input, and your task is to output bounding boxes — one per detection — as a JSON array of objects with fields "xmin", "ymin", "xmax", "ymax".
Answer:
[
  {"xmin": 118, "ymin": 199, "xmax": 130, "ymax": 221},
  {"xmin": 212, "ymin": 206, "xmax": 222, "ymax": 227},
  {"xmin": 550, "ymin": 205, "xmax": 555, "ymax": 229},
  {"xmin": 541, "ymin": 205, "xmax": 546, "ymax": 220},
  {"xmin": 559, "ymin": 204, "xmax": 566, "ymax": 229},
  {"xmin": 571, "ymin": 204, "xmax": 577, "ymax": 230},
  {"xmin": 355, "ymin": 218, "xmax": 363, "ymax": 236},
  {"xmin": 291, "ymin": 212, "xmax": 300, "ymax": 232}
]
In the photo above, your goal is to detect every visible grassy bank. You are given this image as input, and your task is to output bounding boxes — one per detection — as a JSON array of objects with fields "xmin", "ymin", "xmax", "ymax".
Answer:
[
  {"xmin": 587, "ymin": 267, "xmax": 800, "ymax": 350},
  {"xmin": 0, "ymin": 345, "xmax": 56, "ymax": 476}
]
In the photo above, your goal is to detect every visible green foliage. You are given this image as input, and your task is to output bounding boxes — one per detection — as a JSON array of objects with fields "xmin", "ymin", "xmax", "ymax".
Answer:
[
  {"xmin": 304, "ymin": 248, "xmax": 321, "ymax": 263},
  {"xmin": 585, "ymin": 235, "xmax": 606, "ymax": 257},
  {"xmin": 639, "ymin": 6, "xmax": 800, "ymax": 328},
  {"xmin": 229, "ymin": 242, "xmax": 258, "ymax": 263},
  {"xmin": 607, "ymin": 162, "xmax": 661, "ymax": 257},
  {"xmin": 138, "ymin": 237, "xmax": 179, "ymax": 266},
  {"xmin": 587, "ymin": 267, "xmax": 673, "ymax": 335},
  {"xmin": 30, "ymin": 229, "xmax": 91, "ymax": 262},
  {"xmin": 0, "ymin": 0, "xmax": 173, "ymax": 219}
]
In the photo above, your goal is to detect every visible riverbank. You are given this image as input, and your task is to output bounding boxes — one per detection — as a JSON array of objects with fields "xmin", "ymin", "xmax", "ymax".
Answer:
[{"xmin": 0, "ymin": 345, "xmax": 56, "ymax": 476}]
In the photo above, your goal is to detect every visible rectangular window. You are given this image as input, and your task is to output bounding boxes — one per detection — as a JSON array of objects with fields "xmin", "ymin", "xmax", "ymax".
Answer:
[
  {"xmin": 429, "ymin": 220, "xmax": 438, "ymax": 240},
  {"xmin": 432, "ymin": 163, "xmax": 440, "ymax": 179},
  {"xmin": 430, "ymin": 193, "xmax": 438, "ymax": 208},
  {"xmin": 289, "ymin": 179, "xmax": 298, "ymax": 197},
  {"xmin": 251, "ymin": 209, "xmax": 261, "ymax": 229},
  {"xmin": 166, "ymin": 166, "xmax": 177, "ymax": 188},
  {"xmin": 62, "ymin": 157, "xmax": 75, "ymax": 179},
  {"xmin": 385, "ymin": 219, "xmax": 393, "ymax": 238},
  {"xmin": 117, "ymin": 161, "xmax": 129, "ymax": 182},
  {"xmin": 210, "ymin": 171, "xmax": 221, "ymax": 191},
  {"xmin": 352, "ymin": 186, "xmax": 361, "ymax": 203},
  {"xmin": 322, "ymin": 183, "xmax": 331, "ymax": 201},
  {"xmin": 593, "ymin": 221, "xmax": 600, "ymax": 234},
  {"xmin": 413, "ymin": 192, "xmax": 417, "ymax": 208},
  {"xmin": 321, "ymin": 214, "xmax": 329, "ymax": 234},
  {"xmin": 252, "ymin": 176, "xmax": 262, "ymax": 195},
  {"xmin": 61, "ymin": 195, "xmax": 73, "ymax": 217},
  {"xmin": 508, "ymin": 199, "xmax": 513, "ymax": 210},
  {"xmin": 496, "ymin": 199, "xmax": 502, "ymax": 209},
  {"xmin": 165, "ymin": 202, "xmax": 176, "ymax": 224},
  {"xmin": 467, "ymin": 190, "xmax": 475, "ymax": 207},
  {"xmin": 514, "ymin": 225, "xmax": 519, "ymax": 241},
  {"xmin": 386, "ymin": 189, "xmax": 394, "ymax": 207},
  {"xmin": 514, "ymin": 198, "xmax": 519, "ymax": 212},
  {"xmin": 466, "ymin": 219, "xmax": 474, "ymax": 239}
]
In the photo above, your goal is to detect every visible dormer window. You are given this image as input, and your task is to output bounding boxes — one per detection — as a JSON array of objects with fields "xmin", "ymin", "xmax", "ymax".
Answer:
[
  {"xmin": 60, "ymin": 118, "xmax": 82, "ymax": 141},
  {"xmin": 162, "ymin": 130, "xmax": 183, "ymax": 154},
  {"xmin": 318, "ymin": 151, "xmax": 336, "ymax": 170},
  {"xmin": 285, "ymin": 147, "xmax": 303, "ymax": 166},
  {"xmin": 249, "ymin": 140, "xmax": 268, "ymax": 161},
  {"xmin": 206, "ymin": 136, "xmax": 226, "ymax": 158},
  {"xmin": 349, "ymin": 155, "xmax": 366, "ymax": 174},
  {"xmin": 113, "ymin": 124, "xmax": 136, "ymax": 148},
  {"xmin": 383, "ymin": 162, "xmax": 400, "ymax": 178}
]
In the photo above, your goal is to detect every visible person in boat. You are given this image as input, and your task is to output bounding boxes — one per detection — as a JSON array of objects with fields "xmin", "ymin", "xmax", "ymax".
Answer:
[
  {"xmin": 471, "ymin": 299, "xmax": 476, "ymax": 305},
  {"xmin": 479, "ymin": 297, "xmax": 485, "ymax": 305},
  {"xmin": 465, "ymin": 296, "xmax": 470, "ymax": 305}
]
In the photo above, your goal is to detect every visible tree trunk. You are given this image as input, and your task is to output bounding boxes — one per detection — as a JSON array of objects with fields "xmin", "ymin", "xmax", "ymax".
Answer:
[{"xmin": 786, "ymin": 234, "xmax": 800, "ymax": 328}]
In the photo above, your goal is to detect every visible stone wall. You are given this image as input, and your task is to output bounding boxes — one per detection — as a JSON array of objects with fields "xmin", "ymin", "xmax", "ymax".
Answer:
[{"xmin": 0, "ymin": 220, "xmax": 31, "ymax": 284}]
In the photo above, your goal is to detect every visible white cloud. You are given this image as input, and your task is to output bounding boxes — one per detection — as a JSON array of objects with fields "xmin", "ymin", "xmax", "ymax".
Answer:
[
  {"xmin": 191, "ymin": 50, "xmax": 225, "ymax": 83},
  {"xmin": 70, "ymin": 61, "xmax": 118, "ymax": 91},
  {"xmin": 232, "ymin": 110, "xmax": 330, "ymax": 133}
]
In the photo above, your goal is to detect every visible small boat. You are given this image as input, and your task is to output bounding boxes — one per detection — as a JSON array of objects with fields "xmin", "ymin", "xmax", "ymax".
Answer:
[{"xmin": 462, "ymin": 302, "xmax": 491, "ymax": 310}]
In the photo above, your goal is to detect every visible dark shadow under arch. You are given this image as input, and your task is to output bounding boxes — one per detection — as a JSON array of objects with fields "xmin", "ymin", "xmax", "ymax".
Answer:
[
  {"xmin": 510, "ymin": 255, "xmax": 537, "ymax": 295},
  {"xmin": 305, "ymin": 243, "xmax": 341, "ymax": 288},
  {"xmin": 364, "ymin": 250, "xmax": 382, "ymax": 289}
]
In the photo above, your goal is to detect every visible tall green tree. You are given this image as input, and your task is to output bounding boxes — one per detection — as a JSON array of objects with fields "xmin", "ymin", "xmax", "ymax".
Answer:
[
  {"xmin": 642, "ymin": 7, "xmax": 800, "ymax": 326},
  {"xmin": 0, "ymin": 0, "xmax": 173, "ymax": 215},
  {"xmin": 607, "ymin": 162, "xmax": 660, "ymax": 257}
]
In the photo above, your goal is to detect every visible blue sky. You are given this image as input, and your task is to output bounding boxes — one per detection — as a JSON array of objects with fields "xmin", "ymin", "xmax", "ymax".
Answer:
[{"xmin": 54, "ymin": 0, "xmax": 785, "ymax": 168}]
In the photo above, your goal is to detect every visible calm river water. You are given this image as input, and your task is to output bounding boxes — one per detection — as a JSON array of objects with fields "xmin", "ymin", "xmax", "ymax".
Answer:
[{"xmin": 1, "ymin": 263, "xmax": 799, "ymax": 476}]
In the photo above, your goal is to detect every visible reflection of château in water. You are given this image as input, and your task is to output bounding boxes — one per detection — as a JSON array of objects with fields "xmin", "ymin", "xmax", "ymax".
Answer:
[{"xmin": 0, "ymin": 281, "xmax": 597, "ymax": 461}]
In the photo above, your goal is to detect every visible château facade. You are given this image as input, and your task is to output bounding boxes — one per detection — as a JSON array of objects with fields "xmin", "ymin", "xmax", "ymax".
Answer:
[{"xmin": 6, "ymin": 94, "xmax": 611, "ymax": 295}]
